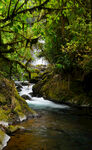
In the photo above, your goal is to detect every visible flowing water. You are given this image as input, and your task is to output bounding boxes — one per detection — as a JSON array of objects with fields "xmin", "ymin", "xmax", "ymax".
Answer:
[{"xmin": 4, "ymin": 83, "xmax": 92, "ymax": 150}]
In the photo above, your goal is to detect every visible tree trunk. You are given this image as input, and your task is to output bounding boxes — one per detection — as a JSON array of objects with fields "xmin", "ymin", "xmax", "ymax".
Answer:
[
  {"xmin": 29, "ymin": 72, "xmax": 31, "ymax": 83},
  {"xmin": 68, "ymin": 74, "xmax": 70, "ymax": 90}
]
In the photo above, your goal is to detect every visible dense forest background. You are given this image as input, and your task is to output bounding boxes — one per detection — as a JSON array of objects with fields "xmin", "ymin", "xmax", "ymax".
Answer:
[{"xmin": 0, "ymin": 0, "xmax": 91, "ymax": 82}]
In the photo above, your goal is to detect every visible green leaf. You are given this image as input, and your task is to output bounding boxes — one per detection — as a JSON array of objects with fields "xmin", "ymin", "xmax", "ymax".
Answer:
[
  {"xmin": 17, "ymin": 25, "xmax": 22, "ymax": 30},
  {"xmin": 14, "ymin": 27, "xmax": 18, "ymax": 33}
]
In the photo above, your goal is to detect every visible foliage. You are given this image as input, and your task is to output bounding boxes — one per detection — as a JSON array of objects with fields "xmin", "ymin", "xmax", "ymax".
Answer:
[
  {"xmin": 0, "ymin": 0, "xmax": 91, "ymax": 79},
  {"xmin": 0, "ymin": 0, "xmax": 49, "ymax": 79},
  {"xmin": 34, "ymin": 0, "xmax": 91, "ymax": 75}
]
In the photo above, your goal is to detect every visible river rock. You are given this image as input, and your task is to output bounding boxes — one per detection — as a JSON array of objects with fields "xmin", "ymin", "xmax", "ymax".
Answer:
[
  {"xmin": 21, "ymin": 81, "xmax": 29, "ymax": 86},
  {"xmin": 21, "ymin": 94, "xmax": 31, "ymax": 100},
  {"xmin": 0, "ymin": 128, "xmax": 10, "ymax": 150},
  {"xmin": 16, "ymin": 84, "xmax": 23, "ymax": 92}
]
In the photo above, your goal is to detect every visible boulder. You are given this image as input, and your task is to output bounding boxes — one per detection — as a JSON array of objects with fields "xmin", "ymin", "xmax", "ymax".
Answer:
[
  {"xmin": 0, "ymin": 76, "xmax": 35, "ymax": 124},
  {"xmin": 16, "ymin": 84, "xmax": 23, "ymax": 92},
  {"xmin": 21, "ymin": 94, "xmax": 31, "ymax": 100},
  {"xmin": 21, "ymin": 81, "xmax": 29, "ymax": 86}
]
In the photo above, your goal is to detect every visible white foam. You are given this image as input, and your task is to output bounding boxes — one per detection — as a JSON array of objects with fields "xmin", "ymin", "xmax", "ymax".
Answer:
[
  {"xmin": 26, "ymin": 97, "xmax": 69, "ymax": 109},
  {"xmin": 17, "ymin": 81, "xmax": 69, "ymax": 110},
  {"xmin": 19, "ymin": 84, "xmax": 34, "ymax": 97},
  {"xmin": 32, "ymin": 57, "xmax": 48, "ymax": 66}
]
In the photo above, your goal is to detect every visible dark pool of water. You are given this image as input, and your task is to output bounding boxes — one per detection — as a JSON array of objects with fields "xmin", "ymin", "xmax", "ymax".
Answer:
[{"xmin": 4, "ymin": 107, "xmax": 92, "ymax": 150}]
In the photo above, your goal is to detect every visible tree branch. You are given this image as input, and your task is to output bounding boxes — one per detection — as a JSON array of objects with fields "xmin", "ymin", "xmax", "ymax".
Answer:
[
  {"xmin": 0, "ymin": 29, "xmax": 27, "ymax": 40},
  {"xmin": 0, "ymin": 0, "xmax": 49, "ymax": 23},
  {"xmin": 0, "ymin": 40, "xmax": 24, "ymax": 47},
  {"xmin": 25, "ymin": 58, "xmax": 32, "ymax": 67},
  {"xmin": 8, "ymin": 0, "xmax": 12, "ymax": 16},
  {"xmin": 1, "ymin": 54, "xmax": 31, "ymax": 74},
  {"xmin": 15, "ymin": 0, "xmax": 29, "ymax": 13},
  {"xmin": 0, "ymin": 48, "xmax": 15, "ymax": 53},
  {"xmin": 12, "ymin": 0, "xmax": 20, "ymax": 15}
]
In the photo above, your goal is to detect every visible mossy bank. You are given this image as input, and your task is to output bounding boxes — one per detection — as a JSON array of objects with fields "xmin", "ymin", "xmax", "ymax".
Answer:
[
  {"xmin": 33, "ymin": 69, "xmax": 92, "ymax": 107},
  {"xmin": 0, "ymin": 76, "xmax": 35, "ymax": 149}
]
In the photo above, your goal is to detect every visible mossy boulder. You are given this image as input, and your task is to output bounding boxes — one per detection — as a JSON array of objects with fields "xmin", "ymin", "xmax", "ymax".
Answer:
[
  {"xmin": 32, "ymin": 70, "xmax": 53, "ymax": 96},
  {"xmin": 0, "ymin": 76, "xmax": 36, "ymax": 149},
  {"xmin": 0, "ymin": 76, "xmax": 35, "ymax": 124},
  {"xmin": 33, "ymin": 72, "xmax": 92, "ymax": 106}
]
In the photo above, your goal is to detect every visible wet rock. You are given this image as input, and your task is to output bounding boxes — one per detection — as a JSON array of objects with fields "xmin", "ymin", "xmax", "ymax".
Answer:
[
  {"xmin": 0, "ymin": 128, "xmax": 10, "ymax": 150},
  {"xmin": 19, "ymin": 115, "xmax": 27, "ymax": 122},
  {"xmin": 16, "ymin": 84, "xmax": 23, "ymax": 92},
  {"xmin": 21, "ymin": 94, "xmax": 31, "ymax": 100},
  {"xmin": 15, "ymin": 81, "xmax": 23, "ymax": 92},
  {"xmin": 28, "ymin": 92, "xmax": 34, "ymax": 97},
  {"xmin": 27, "ymin": 113, "xmax": 41, "ymax": 119},
  {"xmin": 21, "ymin": 81, "xmax": 29, "ymax": 86},
  {"xmin": 30, "ymin": 78, "xmax": 39, "ymax": 83}
]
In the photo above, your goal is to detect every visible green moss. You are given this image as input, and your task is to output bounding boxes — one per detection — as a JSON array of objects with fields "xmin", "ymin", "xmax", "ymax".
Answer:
[
  {"xmin": 15, "ymin": 88, "xmax": 35, "ymax": 114},
  {"xmin": 31, "ymin": 73, "xmax": 39, "ymax": 79},
  {"xmin": 40, "ymin": 76, "xmax": 69, "ymax": 101},
  {"xmin": 7, "ymin": 125, "xmax": 21, "ymax": 133},
  {"xmin": 0, "ymin": 129, "xmax": 5, "ymax": 144},
  {"xmin": 0, "ymin": 94, "xmax": 6, "ymax": 104},
  {"xmin": 0, "ymin": 108, "xmax": 11, "ymax": 121},
  {"xmin": 0, "ymin": 76, "xmax": 35, "ymax": 125},
  {"xmin": 33, "ymin": 72, "xmax": 92, "ymax": 106},
  {"xmin": 0, "ymin": 129, "xmax": 5, "ymax": 138},
  {"xmin": 0, "ymin": 76, "xmax": 37, "ymax": 149},
  {"xmin": 13, "ymin": 98, "xmax": 24, "ymax": 116}
]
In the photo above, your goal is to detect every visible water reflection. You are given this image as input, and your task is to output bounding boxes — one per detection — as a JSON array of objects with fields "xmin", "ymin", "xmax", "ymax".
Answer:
[{"xmin": 4, "ymin": 109, "xmax": 92, "ymax": 150}]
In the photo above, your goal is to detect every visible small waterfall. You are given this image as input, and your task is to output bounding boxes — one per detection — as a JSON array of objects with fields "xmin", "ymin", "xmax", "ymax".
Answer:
[{"xmin": 18, "ymin": 82, "xmax": 69, "ymax": 110}]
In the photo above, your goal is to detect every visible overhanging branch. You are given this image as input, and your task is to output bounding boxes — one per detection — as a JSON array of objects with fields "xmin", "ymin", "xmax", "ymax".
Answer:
[
  {"xmin": 0, "ymin": 54, "xmax": 31, "ymax": 74},
  {"xmin": 0, "ymin": 0, "xmax": 49, "ymax": 23},
  {"xmin": 0, "ymin": 48, "xmax": 15, "ymax": 53}
]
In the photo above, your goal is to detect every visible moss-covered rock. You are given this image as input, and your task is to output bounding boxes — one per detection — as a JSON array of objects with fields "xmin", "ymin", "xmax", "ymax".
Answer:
[
  {"xmin": 0, "ymin": 75, "xmax": 36, "ymax": 149},
  {"xmin": 32, "ymin": 70, "xmax": 53, "ymax": 96},
  {"xmin": 0, "ymin": 76, "xmax": 35, "ymax": 124},
  {"xmin": 33, "ymin": 72, "xmax": 92, "ymax": 106}
]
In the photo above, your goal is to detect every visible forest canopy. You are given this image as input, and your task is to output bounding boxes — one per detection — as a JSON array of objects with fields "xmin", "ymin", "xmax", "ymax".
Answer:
[{"xmin": 0, "ymin": 0, "xmax": 91, "ymax": 79}]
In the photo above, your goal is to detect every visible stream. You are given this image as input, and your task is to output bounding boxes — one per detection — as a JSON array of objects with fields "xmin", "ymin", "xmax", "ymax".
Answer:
[{"xmin": 4, "ymin": 82, "xmax": 92, "ymax": 150}]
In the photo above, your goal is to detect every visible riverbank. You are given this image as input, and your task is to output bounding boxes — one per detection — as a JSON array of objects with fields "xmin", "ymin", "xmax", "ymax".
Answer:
[
  {"xmin": 32, "ymin": 68, "xmax": 92, "ymax": 107},
  {"xmin": 3, "ymin": 77, "xmax": 92, "ymax": 150},
  {"xmin": 0, "ymin": 76, "xmax": 36, "ymax": 149},
  {"xmin": 4, "ymin": 89, "xmax": 92, "ymax": 150}
]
